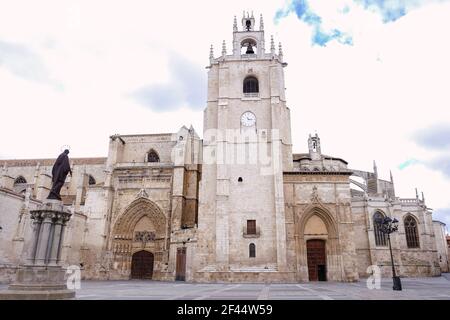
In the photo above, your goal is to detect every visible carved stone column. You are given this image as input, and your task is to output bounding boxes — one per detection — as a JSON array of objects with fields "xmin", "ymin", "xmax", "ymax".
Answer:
[
  {"xmin": 48, "ymin": 213, "xmax": 65, "ymax": 265},
  {"xmin": 34, "ymin": 211, "xmax": 55, "ymax": 265},
  {"xmin": 27, "ymin": 211, "xmax": 43, "ymax": 264},
  {"xmin": 0, "ymin": 199, "xmax": 76, "ymax": 299}
]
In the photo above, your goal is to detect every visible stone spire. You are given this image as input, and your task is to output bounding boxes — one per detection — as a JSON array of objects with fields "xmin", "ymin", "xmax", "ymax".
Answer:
[
  {"xmin": 373, "ymin": 160, "xmax": 378, "ymax": 177},
  {"xmin": 390, "ymin": 170, "xmax": 394, "ymax": 183},
  {"xmin": 270, "ymin": 35, "xmax": 275, "ymax": 54},
  {"xmin": 209, "ymin": 44, "xmax": 214, "ymax": 63},
  {"xmin": 415, "ymin": 187, "xmax": 419, "ymax": 199},
  {"xmin": 222, "ymin": 40, "xmax": 226, "ymax": 56},
  {"xmin": 260, "ymin": 14, "xmax": 264, "ymax": 31},
  {"xmin": 233, "ymin": 16, "xmax": 237, "ymax": 31},
  {"xmin": 421, "ymin": 191, "xmax": 425, "ymax": 203},
  {"xmin": 278, "ymin": 42, "xmax": 284, "ymax": 61}
]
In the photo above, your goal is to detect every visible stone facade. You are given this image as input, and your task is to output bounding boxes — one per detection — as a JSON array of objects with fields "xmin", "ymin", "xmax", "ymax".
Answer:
[
  {"xmin": 0, "ymin": 12, "xmax": 448, "ymax": 284},
  {"xmin": 434, "ymin": 221, "xmax": 449, "ymax": 273}
]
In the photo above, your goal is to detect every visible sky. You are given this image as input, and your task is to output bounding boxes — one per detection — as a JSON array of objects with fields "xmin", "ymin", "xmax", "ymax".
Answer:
[{"xmin": 0, "ymin": 0, "xmax": 449, "ymax": 230}]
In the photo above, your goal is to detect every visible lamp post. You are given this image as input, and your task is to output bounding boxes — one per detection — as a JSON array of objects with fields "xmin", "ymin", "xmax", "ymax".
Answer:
[{"xmin": 376, "ymin": 216, "xmax": 402, "ymax": 291}]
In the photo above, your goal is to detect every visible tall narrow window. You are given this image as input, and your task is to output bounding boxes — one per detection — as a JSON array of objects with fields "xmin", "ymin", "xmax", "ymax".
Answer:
[
  {"xmin": 373, "ymin": 211, "xmax": 387, "ymax": 246},
  {"xmin": 247, "ymin": 220, "xmax": 256, "ymax": 235},
  {"xmin": 243, "ymin": 76, "xmax": 259, "ymax": 94},
  {"xmin": 147, "ymin": 149, "xmax": 160, "ymax": 163},
  {"xmin": 404, "ymin": 215, "xmax": 420, "ymax": 248},
  {"xmin": 249, "ymin": 243, "xmax": 256, "ymax": 258},
  {"xmin": 88, "ymin": 175, "xmax": 96, "ymax": 185}
]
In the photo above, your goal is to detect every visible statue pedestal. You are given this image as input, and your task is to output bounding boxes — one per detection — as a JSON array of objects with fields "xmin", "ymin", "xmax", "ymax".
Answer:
[{"xmin": 0, "ymin": 199, "xmax": 76, "ymax": 299}]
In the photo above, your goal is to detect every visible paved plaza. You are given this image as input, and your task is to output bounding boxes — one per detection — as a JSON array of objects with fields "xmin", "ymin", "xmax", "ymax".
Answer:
[{"xmin": 2, "ymin": 274, "xmax": 448, "ymax": 300}]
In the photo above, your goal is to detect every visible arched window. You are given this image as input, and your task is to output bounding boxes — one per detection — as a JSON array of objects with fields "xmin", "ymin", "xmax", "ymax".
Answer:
[
  {"xmin": 88, "ymin": 175, "xmax": 96, "ymax": 185},
  {"xmin": 249, "ymin": 243, "xmax": 256, "ymax": 258},
  {"xmin": 14, "ymin": 176, "xmax": 27, "ymax": 185},
  {"xmin": 373, "ymin": 211, "xmax": 387, "ymax": 246},
  {"xmin": 404, "ymin": 215, "xmax": 420, "ymax": 248},
  {"xmin": 243, "ymin": 76, "xmax": 259, "ymax": 94},
  {"xmin": 147, "ymin": 149, "xmax": 160, "ymax": 163}
]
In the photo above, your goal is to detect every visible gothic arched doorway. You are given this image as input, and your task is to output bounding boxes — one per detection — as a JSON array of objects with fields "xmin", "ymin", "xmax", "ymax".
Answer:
[
  {"xmin": 131, "ymin": 250, "xmax": 154, "ymax": 279},
  {"xmin": 306, "ymin": 239, "xmax": 327, "ymax": 281},
  {"xmin": 111, "ymin": 198, "xmax": 167, "ymax": 280}
]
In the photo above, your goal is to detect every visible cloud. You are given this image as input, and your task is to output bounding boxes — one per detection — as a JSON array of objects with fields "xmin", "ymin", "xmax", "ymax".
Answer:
[
  {"xmin": 354, "ymin": 0, "xmax": 450, "ymax": 23},
  {"xmin": 0, "ymin": 40, "xmax": 49, "ymax": 82},
  {"xmin": 433, "ymin": 207, "xmax": 450, "ymax": 232},
  {"xmin": 274, "ymin": 0, "xmax": 450, "ymax": 47},
  {"xmin": 274, "ymin": 0, "xmax": 353, "ymax": 46},
  {"xmin": 130, "ymin": 53, "xmax": 206, "ymax": 112},
  {"xmin": 428, "ymin": 155, "xmax": 450, "ymax": 178},
  {"xmin": 412, "ymin": 123, "xmax": 450, "ymax": 150}
]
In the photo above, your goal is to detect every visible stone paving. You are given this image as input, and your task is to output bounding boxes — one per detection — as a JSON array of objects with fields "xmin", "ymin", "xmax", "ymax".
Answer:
[{"xmin": 1, "ymin": 275, "xmax": 449, "ymax": 300}]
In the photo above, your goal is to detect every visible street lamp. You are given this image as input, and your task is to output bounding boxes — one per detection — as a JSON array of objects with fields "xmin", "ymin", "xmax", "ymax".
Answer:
[{"xmin": 375, "ymin": 216, "xmax": 402, "ymax": 291}]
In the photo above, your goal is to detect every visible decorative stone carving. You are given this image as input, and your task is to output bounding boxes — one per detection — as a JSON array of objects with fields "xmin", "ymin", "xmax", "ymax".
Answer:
[
  {"xmin": 136, "ymin": 188, "xmax": 149, "ymax": 199},
  {"xmin": 311, "ymin": 185, "xmax": 320, "ymax": 203}
]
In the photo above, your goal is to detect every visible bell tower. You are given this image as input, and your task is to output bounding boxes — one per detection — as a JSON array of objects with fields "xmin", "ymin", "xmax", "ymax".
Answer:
[{"xmin": 196, "ymin": 12, "xmax": 293, "ymax": 279}]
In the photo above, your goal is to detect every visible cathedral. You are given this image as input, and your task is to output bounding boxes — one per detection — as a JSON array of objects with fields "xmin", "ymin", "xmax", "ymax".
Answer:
[{"xmin": 0, "ymin": 13, "xmax": 448, "ymax": 284}]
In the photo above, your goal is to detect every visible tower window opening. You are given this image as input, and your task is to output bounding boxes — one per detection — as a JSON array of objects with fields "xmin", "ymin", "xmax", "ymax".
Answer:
[
  {"xmin": 243, "ymin": 76, "xmax": 259, "ymax": 94},
  {"xmin": 238, "ymin": 177, "xmax": 243, "ymax": 182},
  {"xmin": 241, "ymin": 39, "xmax": 257, "ymax": 55},
  {"xmin": 245, "ymin": 20, "xmax": 251, "ymax": 31}
]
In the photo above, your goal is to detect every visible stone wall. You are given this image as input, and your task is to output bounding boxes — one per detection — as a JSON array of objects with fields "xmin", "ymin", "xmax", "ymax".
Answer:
[
  {"xmin": 283, "ymin": 172, "xmax": 359, "ymax": 282},
  {"xmin": 351, "ymin": 196, "xmax": 441, "ymax": 278},
  {"xmin": 433, "ymin": 221, "xmax": 449, "ymax": 273}
]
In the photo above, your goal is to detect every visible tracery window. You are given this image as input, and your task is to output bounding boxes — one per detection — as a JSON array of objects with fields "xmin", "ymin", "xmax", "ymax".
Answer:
[
  {"xmin": 373, "ymin": 211, "xmax": 387, "ymax": 246},
  {"xmin": 404, "ymin": 215, "xmax": 420, "ymax": 248}
]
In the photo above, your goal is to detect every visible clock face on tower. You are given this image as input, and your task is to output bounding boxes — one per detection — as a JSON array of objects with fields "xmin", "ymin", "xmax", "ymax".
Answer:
[{"xmin": 241, "ymin": 111, "xmax": 256, "ymax": 127}]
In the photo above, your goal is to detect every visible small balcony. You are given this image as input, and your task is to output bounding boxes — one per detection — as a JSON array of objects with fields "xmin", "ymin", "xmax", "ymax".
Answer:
[
  {"xmin": 243, "ymin": 226, "xmax": 261, "ymax": 238},
  {"xmin": 243, "ymin": 92, "xmax": 259, "ymax": 98}
]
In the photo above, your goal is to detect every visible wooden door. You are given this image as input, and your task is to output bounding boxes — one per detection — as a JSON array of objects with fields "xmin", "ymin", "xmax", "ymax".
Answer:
[
  {"xmin": 306, "ymin": 239, "xmax": 327, "ymax": 281},
  {"xmin": 131, "ymin": 250, "xmax": 154, "ymax": 279},
  {"xmin": 175, "ymin": 247, "xmax": 186, "ymax": 281}
]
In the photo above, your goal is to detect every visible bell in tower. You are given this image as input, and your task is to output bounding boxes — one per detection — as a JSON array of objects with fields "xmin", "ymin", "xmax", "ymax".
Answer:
[
  {"xmin": 308, "ymin": 133, "xmax": 322, "ymax": 160},
  {"xmin": 241, "ymin": 11, "xmax": 255, "ymax": 31},
  {"xmin": 245, "ymin": 42, "xmax": 254, "ymax": 54},
  {"xmin": 245, "ymin": 19, "xmax": 252, "ymax": 31}
]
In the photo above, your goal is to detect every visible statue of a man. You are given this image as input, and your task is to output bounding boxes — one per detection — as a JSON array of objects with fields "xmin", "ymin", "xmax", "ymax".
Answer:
[{"xmin": 47, "ymin": 149, "xmax": 72, "ymax": 200}]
